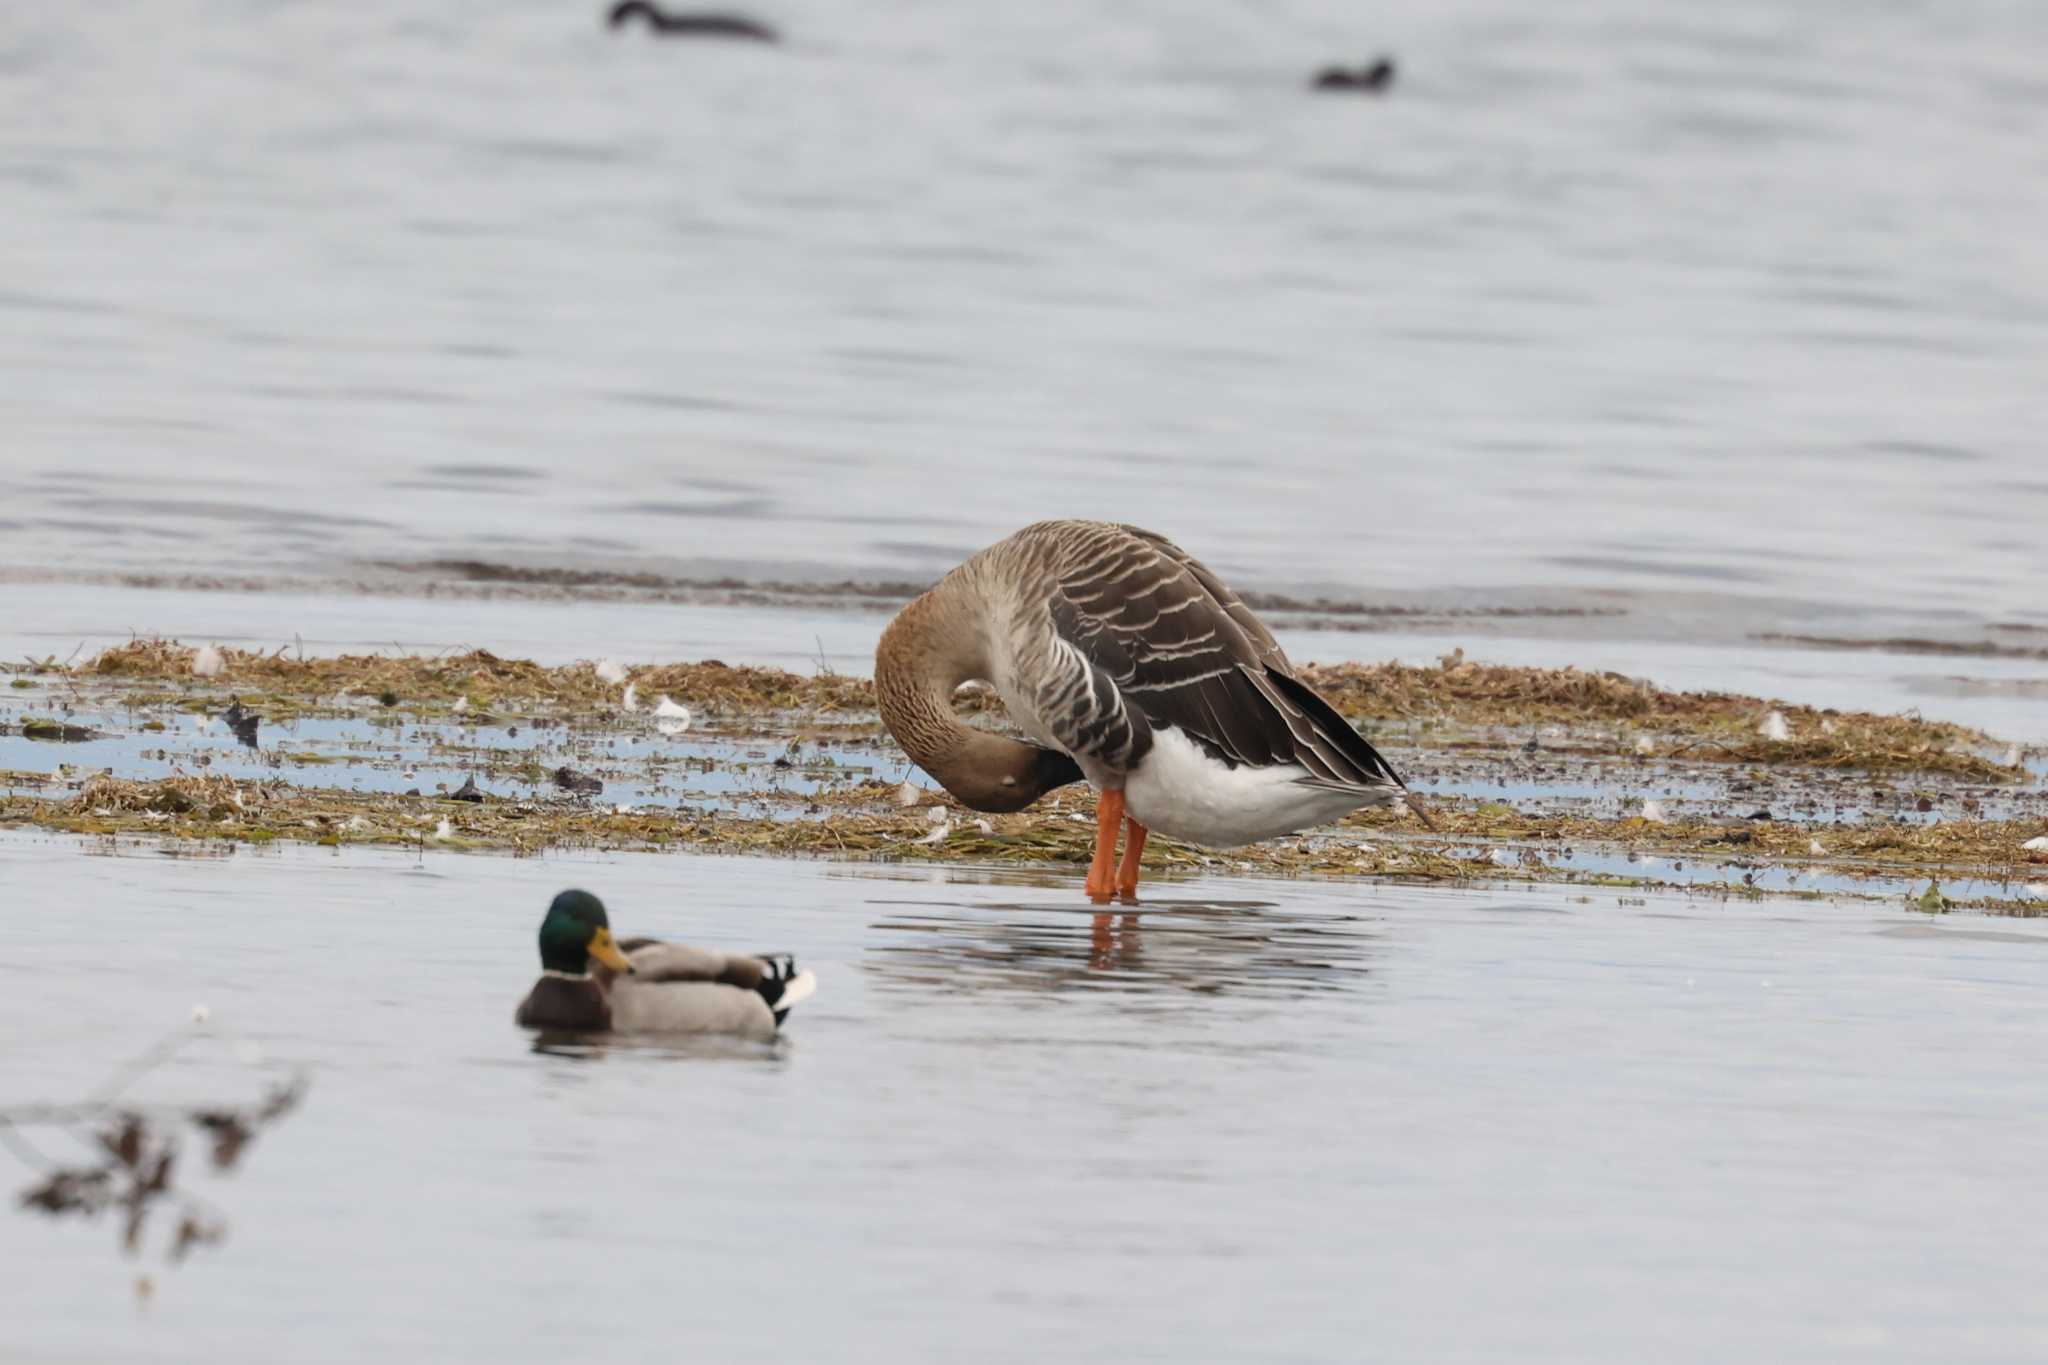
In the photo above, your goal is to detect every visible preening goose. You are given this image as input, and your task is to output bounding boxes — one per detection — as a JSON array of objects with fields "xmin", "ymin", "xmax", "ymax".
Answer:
[
  {"xmin": 875, "ymin": 520, "xmax": 1429, "ymax": 901},
  {"xmin": 515, "ymin": 890, "xmax": 816, "ymax": 1040}
]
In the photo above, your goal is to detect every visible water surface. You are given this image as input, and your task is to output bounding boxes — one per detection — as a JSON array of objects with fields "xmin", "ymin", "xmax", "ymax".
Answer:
[
  {"xmin": 3, "ymin": 0, "xmax": 2046, "ymax": 636},
  {"xmin": 4, "ymin": 832, "xmax": 2045, "ymax": 1361}
]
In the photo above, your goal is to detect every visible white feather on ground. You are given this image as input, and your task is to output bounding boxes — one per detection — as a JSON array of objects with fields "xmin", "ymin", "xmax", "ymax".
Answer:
[
  {"xmin": 1640, "ymin": 800, "xmax": 1670, "ymax": 823},
  {"xmin": 594, "ymin": 658, "xmax": 627, "ymax": 685},
  {"xmin": 1758, "ymin": 711, "xmax": 1790, "ymax": 741},
  {"xmin": 192, "ymin": 645, "xmax": 224, "ymax": 678},
  {"xmin": 622, "ymin": 683, "xmax": 639, "ymax": 712},
  {"xmin": 654, "ymin": 695, "xmax": 691, "ymax": 736}
]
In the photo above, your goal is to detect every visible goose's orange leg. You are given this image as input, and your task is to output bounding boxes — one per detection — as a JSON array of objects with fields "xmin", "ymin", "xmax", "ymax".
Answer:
[
  {"xmin": 1084, "ymin": 789, "xmax": 1124, "ymax": 901},
  {"xmin": 1115, "ymin": 818, "xmax": 1149, "ymax": 899}
]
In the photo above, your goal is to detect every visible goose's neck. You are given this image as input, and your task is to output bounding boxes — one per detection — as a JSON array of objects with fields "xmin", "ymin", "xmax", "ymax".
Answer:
[
  {"xmin": 876, "ymin": 581, "xmax": 991, "ymax": 769},
  {"xmin": 876, "ymin": 578, "xmax": 1080, "ymax": 813}
]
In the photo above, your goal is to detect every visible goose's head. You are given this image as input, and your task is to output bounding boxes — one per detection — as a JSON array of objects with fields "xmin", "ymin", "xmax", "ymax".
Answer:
[
  {"xmin": 538, "ymin": 889, "xmax": 636, "ymax": 976},
  {"xmin": 607, "ymin": 1, "xmax": 655, "ymax": 29},
  {"xmin": 944, "ymin": 743, "xmax": 1085, "ymax": 813}
]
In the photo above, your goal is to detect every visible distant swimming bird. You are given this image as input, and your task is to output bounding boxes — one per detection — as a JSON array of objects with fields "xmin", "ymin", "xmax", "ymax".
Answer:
[
  {"xmin": 606, "ymin": 1, "xmax": 779, "ymax": 41},
  {"xmin": 1311, "ymin": 57, "xmax": 1396, "ymax": 92},
  {"xmin": 515, "ymin": 890, "xmax": 816, "ymax": 1038},
  {"xmin": 875, "ymin": 520, "xmax": 1429, "ymax": 902}
]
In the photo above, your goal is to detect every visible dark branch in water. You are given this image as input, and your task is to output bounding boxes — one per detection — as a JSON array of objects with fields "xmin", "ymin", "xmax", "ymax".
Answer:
[{"xmin": 3, "ymin": 1017, "xmax": 310, "ymax": 1272}]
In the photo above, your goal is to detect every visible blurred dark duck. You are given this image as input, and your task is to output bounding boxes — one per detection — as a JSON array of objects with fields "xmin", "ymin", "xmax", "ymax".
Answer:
[
  {"xmin": 606, "ymin": 1, "xmax": 779, "ymax": 41},
  {"xmin": 515, "ymin": 889, "xmax": 816, "ymax": 1039},
  {"xmin": 1311, "ymin": 57, "xmax": 1396, "ymax": 92}
]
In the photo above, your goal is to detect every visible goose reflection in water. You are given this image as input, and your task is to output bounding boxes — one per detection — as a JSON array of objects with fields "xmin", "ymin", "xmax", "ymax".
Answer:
[{"xmin": 865, "ymin": 897, "xmax": 1383, "ymax": 1002}]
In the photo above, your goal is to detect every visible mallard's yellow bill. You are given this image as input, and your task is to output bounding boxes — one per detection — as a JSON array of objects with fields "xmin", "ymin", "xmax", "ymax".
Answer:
[{"xmin": 586, "ymin": 927, "xmax": 635, "ymax": 973}]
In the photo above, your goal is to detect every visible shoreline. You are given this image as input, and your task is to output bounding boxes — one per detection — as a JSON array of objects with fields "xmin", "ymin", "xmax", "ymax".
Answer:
[{"xmin": 3, "ymin": 640, "xmax": 2043, "ymax": 915}]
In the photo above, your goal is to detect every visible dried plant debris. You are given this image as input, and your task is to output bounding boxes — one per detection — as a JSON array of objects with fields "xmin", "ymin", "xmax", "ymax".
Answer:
[
  {"xmin": 1296, "ymin": 652, "xmax": 2018, "ymax": 780},
  {"xmin": 48, "ymin": 639, "xmax": 2018, "ymax": 778},
  {"xmin": 6, "ymin": 772, "xmax": 2046, "ymax": 912},
  {"xmin": 4, "ymin": 640, "xmax": 2044, "ymax": 910},
  {"xmin": 78, "ymin": 640, "xmax": 882, "ymax": 716},
  {"xmin": 5, "ymin": 1016, "xmax": 309, "ymax": 1275}
]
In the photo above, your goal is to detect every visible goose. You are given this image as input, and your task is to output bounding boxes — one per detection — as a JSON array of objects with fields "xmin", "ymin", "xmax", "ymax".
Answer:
[
  {"xmin": 875, "ymin": 520, "xmax": 1429, "ymax": 901},
  {"xmin": 605, "ymin": 1, "xmax": 779, "ymax": 41},
  {"xmin": 1311, "ymin": 58, "xmax": 1396, "ymax": 92},
  {"xmin": 515, "ymin": 890, "xmax": 816, "ymax": 1039}
]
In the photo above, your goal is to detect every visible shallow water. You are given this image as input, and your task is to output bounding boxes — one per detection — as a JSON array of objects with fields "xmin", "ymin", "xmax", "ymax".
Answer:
[
  {"xmin": 4, "ymin": 0, "xmax": 2048, "ymax": 636},
  {"xmin": 4, "ymin": 831, "xmax": 2046, "ymax": 1362}
]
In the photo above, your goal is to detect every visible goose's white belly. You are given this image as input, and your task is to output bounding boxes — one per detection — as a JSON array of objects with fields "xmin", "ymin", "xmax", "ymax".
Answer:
[{"xmin": 1123, "ymin": 725, "xmax": 1389, "ymax": 848}]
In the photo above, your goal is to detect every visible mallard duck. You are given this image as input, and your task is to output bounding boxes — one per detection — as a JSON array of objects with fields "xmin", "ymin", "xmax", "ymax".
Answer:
[
  {"xmin": 515, "ymin": 890, "xmax": 816, "ymax": 1039},
  {"xmin": 605, "ymin": 1, "xmax": 779, "ymax": 41},
  {"xmin": 875, "ymin": 520, "xmax": 1430, "ymax": 901}
]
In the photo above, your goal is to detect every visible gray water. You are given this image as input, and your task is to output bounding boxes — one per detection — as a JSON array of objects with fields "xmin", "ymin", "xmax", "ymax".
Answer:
[
  {"xmin": 3, "ymin": 832, "xmax": 2046, "ymax": 1362},
  {"xmin": 4, "ymin": 0, "xmax": 2047, "ymax": 636}
]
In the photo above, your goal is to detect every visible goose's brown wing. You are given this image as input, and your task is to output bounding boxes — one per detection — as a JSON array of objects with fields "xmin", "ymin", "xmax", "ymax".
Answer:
[{"xmin": 1039, "ymin": 521, "xmax": 1402, "ymax": 790}]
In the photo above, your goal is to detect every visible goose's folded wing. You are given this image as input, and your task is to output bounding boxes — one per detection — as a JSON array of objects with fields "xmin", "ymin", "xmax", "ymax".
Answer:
[{"xmin": 1048, "ymin": 526, "xmax": 1402, "ymax": 790}]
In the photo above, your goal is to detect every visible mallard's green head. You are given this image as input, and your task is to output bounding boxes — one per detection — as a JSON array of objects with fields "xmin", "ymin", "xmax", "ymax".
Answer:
[{"xmin": 538, "ymin": 889, "xmax": 635, "ymax": 976}]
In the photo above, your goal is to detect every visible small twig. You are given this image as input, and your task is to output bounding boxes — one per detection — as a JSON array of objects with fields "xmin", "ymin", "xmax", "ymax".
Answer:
[
  {"xmin": 84, "ymin": 1025, "xmax": 200, "ymax": 1108},
  {"xmin": 1661, "ymin": 737, "xmax": 1740, "ymax": 759},
  {"xmin": 6, "ymin": 1017, "xmax": 309, "ymax": 1271}
]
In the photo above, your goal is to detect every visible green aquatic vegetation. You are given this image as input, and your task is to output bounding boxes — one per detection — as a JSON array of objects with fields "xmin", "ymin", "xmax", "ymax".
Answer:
[
  {"xmin": 17, "ymin": 719, "xmax": 97, "ymax": 742},
  {"xmin": 1909, "ymin": 881, "xmax": 1952, "ymax": 914}
]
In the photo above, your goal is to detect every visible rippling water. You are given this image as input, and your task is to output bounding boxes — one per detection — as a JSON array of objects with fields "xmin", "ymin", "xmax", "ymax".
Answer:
[
  {"xmin": 4, "ymin": 0, "xmax": 2046, "ymax": 633},
  {"xmin": 3, "ymin": 836, "xmax": 2046, "ymax": 1362}
]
